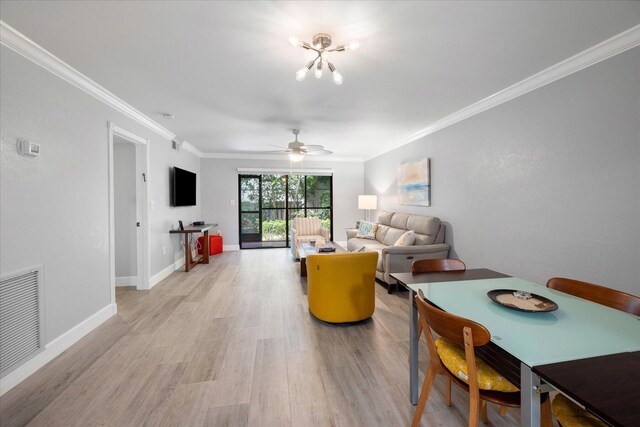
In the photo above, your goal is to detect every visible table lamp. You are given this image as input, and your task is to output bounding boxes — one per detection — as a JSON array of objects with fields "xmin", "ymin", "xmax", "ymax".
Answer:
[{"xmin": 358, "ymin": 195, "xmax": 378, "ymax": 222}]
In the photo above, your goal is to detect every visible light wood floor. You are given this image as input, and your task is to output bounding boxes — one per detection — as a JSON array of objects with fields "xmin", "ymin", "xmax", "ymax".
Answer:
[{"xmin": 1, "ymin": 249, "xmax": 523, "ymax": 426}]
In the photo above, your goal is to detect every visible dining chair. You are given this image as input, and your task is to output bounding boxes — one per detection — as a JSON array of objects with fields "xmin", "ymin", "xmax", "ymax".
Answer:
[
  {"xmin": 411, "ymin": 258, "xmax": 466, "ymax": 406},
  {"xmin": 412, "ymin": 258, "xmax": 466, "ymax": 274},
  {"xmin": 546, "ymin": 277, "xmax": 639, "ymax": 427},
  {"xmin": 411, "ymin": 290, "xmax": 552, "ymax": 427},
  {"xmin": 546, "ymin": 277, "xmax": 640, "ymax": 316}
]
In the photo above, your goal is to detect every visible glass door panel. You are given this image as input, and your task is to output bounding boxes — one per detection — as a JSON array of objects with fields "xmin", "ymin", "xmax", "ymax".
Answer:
[
  {"xmin": 305, "ymin": 175, "xmax": 331, "ymax": 208},
  {"xmin": 239, "ymin": 176, "xmax": 261, "ymax": 247},
  {"xmin": 288, "ymin": 175, "xmax": 305, "ymax": 208},
  {"xmin": 262, "ymin": 208, "xmax": 286, "ymax": 245},
  {"xmin": 239, "ymin": 173, "xmax": 333, "ymax": 249},
  {"xmin": 240, "ymin": 213, "xmax": 260, "ymax": 242}
]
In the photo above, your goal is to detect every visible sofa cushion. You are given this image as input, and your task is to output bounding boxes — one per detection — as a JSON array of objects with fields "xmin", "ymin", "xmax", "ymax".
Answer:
[
  {"xmin": 407, "ymin": 215, "xmax": 440, "ymax": 244},
  {"xmin": 293, "ymin": 217, "xmax": 321, "ymax": 235},
  {"xmin": 375, "ymin": 224, "xmax": 390, "ymax": 243},
  {"xmin": 296, "ymin": 235, "xmax": 326, "ymax": 243},
  {"xmin": 377, "ymin": 211, "xmax": 394, "ymax": 226},
  {"xmin": 347, "ymin": 238, "xmax": 387, "ymax": 253},
  {"xmin": 356, "ymin": 221, "xmax": 378, "ymax": 239},
  {"xmin": 382, "ymin": 227, "xmax": 406, "ymax": 246},
  {"xmin": 395, "ymin": 230, "xmax": 416, "ymax": 246},
  {"xmin": 390, "ymin": 212, "xmax": 411, "ymax": 230}
]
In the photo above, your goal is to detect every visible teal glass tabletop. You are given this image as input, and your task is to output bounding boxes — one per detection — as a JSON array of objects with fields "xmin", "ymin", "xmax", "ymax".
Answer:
[{"xmin": 410, "ymin": 277, "xmax": 640, "ymax": 366}]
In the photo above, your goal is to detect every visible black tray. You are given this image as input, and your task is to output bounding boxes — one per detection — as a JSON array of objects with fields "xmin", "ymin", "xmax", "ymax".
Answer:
[{"xmin": 487, "ymin": 289, "xmax": 558, "ymax": 313}]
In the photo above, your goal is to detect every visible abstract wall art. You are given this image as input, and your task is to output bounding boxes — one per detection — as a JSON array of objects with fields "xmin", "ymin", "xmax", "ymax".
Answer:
[{"xmin": 397, "ymin": 158, "xmax": 430, "ymax": 206}]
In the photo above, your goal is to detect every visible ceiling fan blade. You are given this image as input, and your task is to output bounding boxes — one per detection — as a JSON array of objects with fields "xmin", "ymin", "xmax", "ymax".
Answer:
[
  {"xmin": 303, "ymin": 149, "xmax": 333, "ymax": 156},
  {"xmin": 301, "ymin": 144, "xmax": 325, "ymax": 152},
  {"xmin": 268, "ymin": 144, "xmax": 289, "ymax": 149},
  {"xmin": 260, "ymin": 149, "xmax": 292, "ymax": 154}
]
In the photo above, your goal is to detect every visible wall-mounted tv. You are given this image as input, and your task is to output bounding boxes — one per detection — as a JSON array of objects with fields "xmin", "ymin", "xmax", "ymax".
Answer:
[{"xmin": 172, "ymin": 167, "xmax": 196, "ymax": 207}]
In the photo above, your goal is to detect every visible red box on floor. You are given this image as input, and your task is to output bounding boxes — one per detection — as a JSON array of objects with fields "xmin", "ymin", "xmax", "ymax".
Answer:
[{"xmin": 198, "ymin": 235, "xmax": 223, "ymax": 255}]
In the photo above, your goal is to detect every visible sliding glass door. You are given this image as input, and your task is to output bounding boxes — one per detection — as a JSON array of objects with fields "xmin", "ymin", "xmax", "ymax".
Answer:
[
  {"xmin": 238, "ymin": 173, "xmax": 332, "ymax": 249},
  {"xmin": 239, "ymin": 175, "xmax": 261, "ymax": 246}
]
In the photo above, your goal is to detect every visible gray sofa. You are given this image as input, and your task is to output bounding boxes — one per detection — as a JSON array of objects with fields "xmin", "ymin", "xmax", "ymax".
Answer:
[{"xmin": 346, "ymin": 211, "xmax": 450, "ymax": 292}]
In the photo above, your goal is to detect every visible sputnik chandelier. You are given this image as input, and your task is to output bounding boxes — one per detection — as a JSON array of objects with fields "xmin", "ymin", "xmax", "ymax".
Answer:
[{"xmin": 289, "ymin": 33, "xmax": 359, "ymax": 85}]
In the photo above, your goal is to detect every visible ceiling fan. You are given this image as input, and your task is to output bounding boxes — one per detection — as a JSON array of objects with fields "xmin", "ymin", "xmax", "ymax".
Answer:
[{"xmin": 268, "ymin": 129, "xmax": 333, "ymax": 161}]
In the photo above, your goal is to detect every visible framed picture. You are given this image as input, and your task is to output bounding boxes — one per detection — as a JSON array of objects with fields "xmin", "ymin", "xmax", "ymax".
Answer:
[{"xmin": 398, "ymin": 158, "xmax": 430, "ymax": 206}]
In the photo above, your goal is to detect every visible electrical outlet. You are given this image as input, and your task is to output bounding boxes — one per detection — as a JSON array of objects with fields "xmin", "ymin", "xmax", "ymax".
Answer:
[{"xmin": 230, "ymin": 199, "xmax": 235, "ymax": 206}]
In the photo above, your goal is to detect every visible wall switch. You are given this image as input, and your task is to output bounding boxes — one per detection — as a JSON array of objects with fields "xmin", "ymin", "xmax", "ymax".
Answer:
[
  {"xmin": 162, "ymin": 246, "xmax": 167, "ymax": 255},
  {"xmin": 230, "ymin": 199, "xmax": 235, "ymax": 206}
]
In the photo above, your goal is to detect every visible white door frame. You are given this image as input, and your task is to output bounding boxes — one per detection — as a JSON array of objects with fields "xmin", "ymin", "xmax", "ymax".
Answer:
[{"xmin": 108, "ymin": 122, "xmax": 150, "ymax": 307}]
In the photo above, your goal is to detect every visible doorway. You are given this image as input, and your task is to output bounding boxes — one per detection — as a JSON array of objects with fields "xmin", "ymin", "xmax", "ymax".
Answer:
[
  {"xmin": 238, "ymin": 173, "xmax": 333, "ymax": 249},
  {"xmin": 108, "ymin": 123, "xmax": 149, "ymax": 308}
]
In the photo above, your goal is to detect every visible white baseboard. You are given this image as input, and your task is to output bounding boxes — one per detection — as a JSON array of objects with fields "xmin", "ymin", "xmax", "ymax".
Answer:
[
  {"xmin": 0, "ymin": 303, "xmax": 117, "ymax": 396},
  {"xmin": 115, "ymin": 276, "xmax": 139, "ymax": 287},
  {"xmin": 148, "ymin": 257, "xmax": 185, "ymax": 289},
  {"xmin": 223, "ymin": 245, "xmax": 239, "ymax": 251}
]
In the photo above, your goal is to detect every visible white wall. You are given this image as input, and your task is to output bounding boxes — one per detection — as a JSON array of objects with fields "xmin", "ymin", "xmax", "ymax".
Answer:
[
  {"xmin": 0, "ymin": 45, "xmax": 201, "ymax": 349},
  {"xmin": 113, "ymin": 140, "xmax": 137, "ymax": 278},
  {"xmin": 200, "ymin": 159, "xmax": 364, "ymax": 247},
  {"xmin": 364, "ymin": 48, "xmax": 640, "ymax": 295}
]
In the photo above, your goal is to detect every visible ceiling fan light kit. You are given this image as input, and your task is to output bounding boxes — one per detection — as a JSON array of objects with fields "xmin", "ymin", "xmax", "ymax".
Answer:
[
  {"xmin": 290, "ymin": 32, "xmax": 358, "ymax": 85},
  {"xmin": 267, "ymin": 129, "xmax": 333, "ymax": 161}
]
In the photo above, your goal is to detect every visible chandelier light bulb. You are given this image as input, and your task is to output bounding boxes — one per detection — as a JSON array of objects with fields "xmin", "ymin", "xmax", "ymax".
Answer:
[
  {"xmin": 289, "ymin": 153, "xmax": 304, "ymax": 162},
  {"xmin": 333, "ymin": 70, "xmax": 343, "ymax": 85},
  {"xmin": 315, "ymin": 61, "xmax": 323, "ymax": 79},
  {"xmin": 288, "ymin": 36, "xmax": 302, "ymax": 47},
  {"xmin": 296, "ymin": 68, "xmax": 308, "ymax": 81},
  {"xmin": 345, "ymin": 41, "xmax": 360, "ymax": 50}
]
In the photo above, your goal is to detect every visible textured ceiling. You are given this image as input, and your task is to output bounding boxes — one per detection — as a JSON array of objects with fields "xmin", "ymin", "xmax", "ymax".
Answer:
[{"xmin": 2, "ymin": 1, "xmax": 639, "ymax": 160}]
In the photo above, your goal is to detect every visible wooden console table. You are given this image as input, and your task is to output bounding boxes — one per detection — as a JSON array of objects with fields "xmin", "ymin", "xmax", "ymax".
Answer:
[{"xmin": 169, "ymin": 224, "xmax": 218, "ymax": 272}]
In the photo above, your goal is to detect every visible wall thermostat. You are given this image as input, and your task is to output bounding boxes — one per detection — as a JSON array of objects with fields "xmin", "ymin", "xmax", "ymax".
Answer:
[{"xmin": 17, "ymin": 138, "xmax": 41, "ymax": 157}]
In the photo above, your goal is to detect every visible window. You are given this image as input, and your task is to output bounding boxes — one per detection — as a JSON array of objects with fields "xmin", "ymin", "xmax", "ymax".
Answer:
[{"xmin": 238, "ymin": 174, "xmax": 333, "ymax": 249}]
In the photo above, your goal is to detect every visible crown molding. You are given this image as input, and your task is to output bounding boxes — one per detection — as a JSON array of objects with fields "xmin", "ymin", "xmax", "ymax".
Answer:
[
  {"xmin": 4, "ymin": 18, "xmax": 637, "ymax": 163},
  {"xmin": 366, "ymin": 24, "xmax": 640, "ymax": 161},
  {"xmin": 0, "ymin": 20, "xmax": 181, "ymax": 145},
  {"xmin": 201, "ymin": 152, "xmax": 363, "ymax": 162},
  {"xmin": 181, "ymin": 141, "xmax": 203, "ymax": 157}
]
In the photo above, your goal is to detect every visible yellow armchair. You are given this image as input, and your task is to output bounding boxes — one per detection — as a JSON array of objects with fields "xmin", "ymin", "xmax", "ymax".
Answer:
[{"xmin": 307, "ymin": 252, "xmax": 379, "ymax": 323}]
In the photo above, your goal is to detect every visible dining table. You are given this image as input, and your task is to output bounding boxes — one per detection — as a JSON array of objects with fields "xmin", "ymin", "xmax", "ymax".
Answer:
[{"xmin": 391, "ymin": 269, "xmax": 640, "ymax": 427}]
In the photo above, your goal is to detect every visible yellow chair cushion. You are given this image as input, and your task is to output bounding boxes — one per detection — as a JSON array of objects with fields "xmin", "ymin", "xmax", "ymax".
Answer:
[
  {"xmin": 552, "ymin": 394, "xmax": 607, "ymax": 427},
  {"xmin": 435, "ymin": 338, "xmax": 519, "ymax": 392}
]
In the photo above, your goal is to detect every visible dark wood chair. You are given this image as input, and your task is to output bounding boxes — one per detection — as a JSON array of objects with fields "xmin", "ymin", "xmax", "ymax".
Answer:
[
  {"xmin": 546, "ymin": 277, "xmax": 640, "ymax": 316},
  {"xmin": 412, "ymin": 258, "xmax": 466, "ymax": 274},
  {"xmin": 411, "ymin": 290, "xmax": 552, "ymax": 427}
]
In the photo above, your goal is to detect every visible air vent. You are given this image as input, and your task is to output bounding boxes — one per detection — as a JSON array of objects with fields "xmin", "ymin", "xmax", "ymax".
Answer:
[{"xmin": 0, "ymin": 266, "xmax": 44, "ymax": 377}]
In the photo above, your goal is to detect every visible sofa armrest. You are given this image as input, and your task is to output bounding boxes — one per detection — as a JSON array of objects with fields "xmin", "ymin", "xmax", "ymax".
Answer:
[
  {"xmin": 345, "ymin": 228, "xmax": 358, "ymax": 240},
  {"xmin": 381, "ymin": 243, "xmax": 450, "ymax": 273},
  {"xmin": 320, "ymin": 227, "xmax": 331, "ymax": 240}
]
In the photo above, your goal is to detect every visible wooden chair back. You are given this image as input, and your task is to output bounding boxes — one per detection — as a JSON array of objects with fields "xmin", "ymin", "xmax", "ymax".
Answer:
[
  {"xmin": 416, "ymin": 290, "xmax": 490, "ymax": 347},
  {"xmin": 412, "ymin": 258, "xmax": 466, "ymax": 274},
  {"xmin": 546, "ymin": 277, "xmax": 640, "ymax": 316}
]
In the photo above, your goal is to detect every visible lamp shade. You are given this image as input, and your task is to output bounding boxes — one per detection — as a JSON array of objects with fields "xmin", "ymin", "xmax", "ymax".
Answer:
[{"xmin": 358, "ymin": 195, "xmax": 378, "ymax": 210}]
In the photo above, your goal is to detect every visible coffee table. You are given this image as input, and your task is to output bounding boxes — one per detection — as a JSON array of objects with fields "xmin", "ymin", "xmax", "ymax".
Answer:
[{"xmin": 297, "ymin": 242, "xmax": 346, "ymax": 277}]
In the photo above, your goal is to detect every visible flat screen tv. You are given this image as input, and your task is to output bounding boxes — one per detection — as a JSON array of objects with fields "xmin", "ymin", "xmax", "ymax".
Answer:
[{"xmin": 172, "ymin": 167, "xmax": 196, "ymax": 207}]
